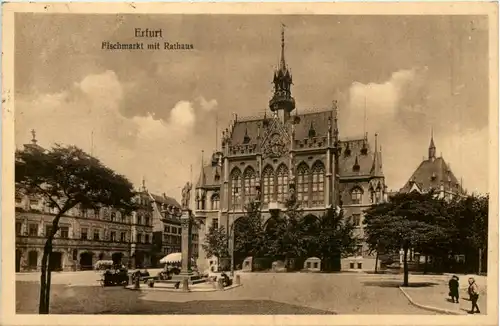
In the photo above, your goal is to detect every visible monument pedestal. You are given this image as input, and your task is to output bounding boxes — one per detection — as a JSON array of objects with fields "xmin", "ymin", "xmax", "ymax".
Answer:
[{"xmin": 171, "ymin": 208, "xmax": 204, "ymax": 285}]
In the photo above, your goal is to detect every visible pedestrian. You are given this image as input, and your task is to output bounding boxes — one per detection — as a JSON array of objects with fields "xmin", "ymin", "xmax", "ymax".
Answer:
[
  {"xmin": 468, "ymin": 277, "xmax": 480, "ymax": 314},
  {"xmin": 448, "ymin": 275, "xmax": 460, "ymax": 303}
]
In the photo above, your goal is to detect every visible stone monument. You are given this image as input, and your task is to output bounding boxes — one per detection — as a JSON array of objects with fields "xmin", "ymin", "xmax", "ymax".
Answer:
[{"xmin": 171, "ymin": 182, "xmax": 202, "ymax": 284}]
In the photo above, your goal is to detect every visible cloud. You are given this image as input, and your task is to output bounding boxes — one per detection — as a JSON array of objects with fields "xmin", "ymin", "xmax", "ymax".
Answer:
[
  {"xmin": 15, "ymin": 70, "xmax": 219, "ymax": 199},
  {"xmin": 337, "ymin": 67, "xmax": 487, "ymax": 194},
  {"xmin": 198, "ymin": 97, "xmax": 218, "ymax": 112}
]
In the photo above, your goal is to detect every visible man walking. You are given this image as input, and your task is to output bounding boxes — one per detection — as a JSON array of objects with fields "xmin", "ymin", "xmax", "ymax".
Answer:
[{"xmin": 468, "ymin": 277, "xmax": 480, "ymax": 314}]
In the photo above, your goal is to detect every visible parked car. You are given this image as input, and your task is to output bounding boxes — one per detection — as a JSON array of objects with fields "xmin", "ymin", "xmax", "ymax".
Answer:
[{"xmin": 100, "ymin": 267, "xmax": 129, "ymax": 286}]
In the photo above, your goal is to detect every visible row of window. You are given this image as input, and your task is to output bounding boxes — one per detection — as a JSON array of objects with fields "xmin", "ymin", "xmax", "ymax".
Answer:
[
  {"xmin": 163, "ymin": 234, "xmax": 181, "ymax": 245},
  {"xmin": 228, "ymin": 162, "xmax": 327, "ymax": 208},
  {"xmin": 350, "ymin": 188, "xmax": 383, "ymax": 205},
  {"xmin": 164, "ymin": 225, "xmax": 182, "ymax": 235},
  {"xmin": 161, "ymin": 234, "xmax": 200, "ymax": 245},
  {"xmin": 16, "ymin": 223, "xmax": 151, "ymax": 243},
  {"xmin": 15, "ymin": 199, "xmax": 151, "ymax": 225}
]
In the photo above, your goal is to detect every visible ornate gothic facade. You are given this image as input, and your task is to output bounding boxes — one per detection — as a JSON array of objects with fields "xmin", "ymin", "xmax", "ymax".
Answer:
[{"xmin": 194, "ymin": 28, "xmax": 387, "ymax": 272}]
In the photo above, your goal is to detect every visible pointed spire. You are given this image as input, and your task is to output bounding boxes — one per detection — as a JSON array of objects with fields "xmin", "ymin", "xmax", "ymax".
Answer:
[
  {"xmin": 215, "ymin": 112, "xmax": 218, "ymax": 151},
  {"xmin": 429, "ymin": 128, "xmax": 436, "ymax": 160},
  {"xmin": 280, "ymin": 23, "xmax": 286, "ymax": 71},
  {"xmin": 199, "ymin": 150, "xmax": 206, "ymax": 187},
  {"xmin": 269, "ymin": 24, "xmax": 295, "ymax": 117},
  {"xmin": 371, "ymin": 133, "xmax": 383, "ymax": 177},
  {"xmin": 363, "ymin": 96, "xmax": 367, "ymax": 137},
  {"xmin": 141, "ymin": 177, "xmax": 146, "ymax": 191}
]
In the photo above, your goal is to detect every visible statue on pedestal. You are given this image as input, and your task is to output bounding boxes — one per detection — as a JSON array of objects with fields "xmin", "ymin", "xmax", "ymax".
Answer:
[{"xmin": 181, "ymin": 182, "xmax": 192, "ymax": 209}]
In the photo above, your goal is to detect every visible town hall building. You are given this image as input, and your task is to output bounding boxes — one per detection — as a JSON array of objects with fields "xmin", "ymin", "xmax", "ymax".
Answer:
[{"xmin": 193, "ymin": 28, "xmax": 387, "ymax": 272}]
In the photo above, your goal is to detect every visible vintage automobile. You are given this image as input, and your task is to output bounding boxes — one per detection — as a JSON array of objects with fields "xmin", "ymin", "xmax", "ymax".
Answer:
[{"xmin": 99, "ymin": 267, "xmax": 129, "ymax": 287}]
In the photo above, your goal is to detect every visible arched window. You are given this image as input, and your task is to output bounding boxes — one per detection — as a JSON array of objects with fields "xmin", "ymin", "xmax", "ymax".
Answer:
[
  {"xmin": 296, "ymin": 163, "xmax": 310, "ymax": 207},
  {"xmin": 230, "ymin": 168, "xmax": 242, "ymax": 209},
  {"xmin": 262, "ymin": 166, "xmax": 274, "ymax": 203},
  {"xmin": 369, "ymin": 188, "xmax": 375, "ymax": 204},
  {"xmin": 311, "ymin": 162, "xmax": 325, "ymax": 206},
  {"xmin": 276, "ymin": 164, "xmax": 289, "ymax": 203},
  {"xmin": 211, "ymin": 193, "xmax": 220, "ymax": 210},
  {"xmin": 351, "ymin": 187, "xmax": 363, "ymax": 205},
  {"xmin": 243, "ymin": 167, "xmax": 256, "ymax": 204},
  {"xmin": 375, "ymin": 185, "xmax": 382, "ymax": 203}
]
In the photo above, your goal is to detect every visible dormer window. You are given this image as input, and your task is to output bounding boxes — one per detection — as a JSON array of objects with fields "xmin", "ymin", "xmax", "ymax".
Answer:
[
  {"xmin": 308, "ymin": 122, "xmax": 316, "ymax": 138},
  {"xmin": 243, "ymin": 128, "xmax": 251, "ymax": 144},
  {"xmin": 431, "ymin": 172, "xmax": 437, "ymax": 181},
  {"xmin": 361, "ymin": 142, "xmax": 368, "ymax": 155},
  {"xmin": 344, "ymin": 142, "xmax": 351, "ymax": 156},
  {"xmin": 353, "ymin": 156, "xmax": 360, "ymax": 172}
]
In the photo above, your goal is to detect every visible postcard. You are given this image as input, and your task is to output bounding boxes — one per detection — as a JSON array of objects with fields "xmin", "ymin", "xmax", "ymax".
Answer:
[{"xmin": 2, "ymin": 2, "xmax": 498, "ymax": 326}]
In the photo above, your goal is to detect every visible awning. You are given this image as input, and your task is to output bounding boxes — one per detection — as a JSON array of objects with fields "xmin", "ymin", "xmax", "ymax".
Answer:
[{"xmin": 159, "ymin": 252, "xmax": 195, "ymax": 264}]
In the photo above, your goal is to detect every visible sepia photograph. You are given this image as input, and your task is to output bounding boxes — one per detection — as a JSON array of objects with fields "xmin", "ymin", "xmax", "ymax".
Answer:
[{"xmin": 1, "ymin": 2, "xmax": 498, "ymax": 326}]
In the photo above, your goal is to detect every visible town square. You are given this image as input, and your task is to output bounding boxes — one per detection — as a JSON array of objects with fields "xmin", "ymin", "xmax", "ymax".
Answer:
[{"xmin": 7, "ymin": 7, "xmax": 495, "ymax": 319}]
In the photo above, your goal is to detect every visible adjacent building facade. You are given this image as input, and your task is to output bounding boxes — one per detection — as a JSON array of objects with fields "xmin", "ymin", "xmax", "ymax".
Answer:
[
  {"xmin": 148, "ymin": 189, "xmax": 198, "ymax": 266},
  {"xmin": 15, "ymin": 192, "xmax": 154, "ymax": 272},
  {"xmin": 400, "ymin": 133, "xmax": 466, "ymax": 199},
  {"xmin": 193, "ymin": 28, "xmax": 387, "ymax": 272},
  {"xmin": 15, "ymin": 135, "xmax": 183, "ymax": 272}
]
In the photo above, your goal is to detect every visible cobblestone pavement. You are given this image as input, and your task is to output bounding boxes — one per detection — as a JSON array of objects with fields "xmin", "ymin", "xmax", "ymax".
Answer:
[{"xmin": 16, "ymin": 272, "xmax": 440, "ymax": 314}]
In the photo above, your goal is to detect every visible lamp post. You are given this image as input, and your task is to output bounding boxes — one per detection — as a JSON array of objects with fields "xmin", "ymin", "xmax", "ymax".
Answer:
[{"xmin": 230, "ymin": 193, "xmax": 240, "ymax": 277}]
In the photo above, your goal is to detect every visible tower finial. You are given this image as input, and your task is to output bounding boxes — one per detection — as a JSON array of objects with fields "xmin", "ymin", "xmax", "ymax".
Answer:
[
  {"xmin": 142, "ymin": 177, "xmax": 146, "ymax": 191},
  {"xmin": 31, "ymin": 129, "xmax": 37, "ymax": 144},
  {"xmin": 429, "ymin": 127, "xmax": 436, "ymax": 160},
  {"xmin": 363, "ymin": 96, "xmax": 367, "ymax": 137},
  {"xmin": 280, "ymin": 23, "xmax": 286, "ymax": 70}
]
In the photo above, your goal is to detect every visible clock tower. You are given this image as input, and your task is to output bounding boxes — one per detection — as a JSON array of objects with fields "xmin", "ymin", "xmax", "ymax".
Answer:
[{"xmin": 269, "ymin": 24, "xmax": 296, "ymax": 123}]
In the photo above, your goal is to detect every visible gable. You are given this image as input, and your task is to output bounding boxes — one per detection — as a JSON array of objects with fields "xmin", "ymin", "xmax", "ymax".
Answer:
[{"xmin": 261, "ymin": 115, "xmax": 290, "ymax": 158}]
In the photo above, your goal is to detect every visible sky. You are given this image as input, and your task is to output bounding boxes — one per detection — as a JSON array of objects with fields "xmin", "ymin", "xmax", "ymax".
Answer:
[{"xmin": 14, "ymin": 14, "xmax": 490, "ymax": 199}]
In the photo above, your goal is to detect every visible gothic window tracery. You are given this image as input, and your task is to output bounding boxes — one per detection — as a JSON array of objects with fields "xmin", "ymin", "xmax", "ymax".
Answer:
[
  {"xmin": 351, "ymin": 187, "xmax": 363, "ymax": 205},
  {"xmin": 243, "ymin": 167, "xmax": 256, "ymax": 204},
  {"xmin": 276, "ymin": 164, "xmax": 289, "ymax": 203},
  {"xmin": 296, "ymin": 163, "xmax": 310, "ymax": 207},
  {"xmin": 311, "ymin": 161, "xmax": 325, "ymax": 206},
  {"xmin": 262, "ymin": 165, "xmax": 274, "ymax": 203},
  {"xmin": 211, "ymin": 193, "xmax": 220, "ymax": 210},
  {"xmin": 230, "ymin": 168, "xmax": 242, "ymax": 209}
]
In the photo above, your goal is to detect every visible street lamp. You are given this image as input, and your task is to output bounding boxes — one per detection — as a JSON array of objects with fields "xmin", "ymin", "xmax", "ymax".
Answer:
[{"xmin": 230, "ymin": 192, "xmax": 240, "ymax": 277}]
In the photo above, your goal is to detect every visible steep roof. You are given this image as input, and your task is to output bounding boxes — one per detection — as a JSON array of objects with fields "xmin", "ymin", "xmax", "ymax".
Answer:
[
  {"xmin": 148, "ymin": 192, "xmax": 180, "ymax": 208},
  {"xmin": 196, "ymin": 164, "xmax": 222, "ymax": 188},
  {"xmin": 228, "ymin": 110, "xmax": 336, "ymax": 146},
  {"xmin": 400, "ymin": 157, "xmax": 464, "ymax": 194},
  {"xmin": 338, "ymin": 138, "xmax": 383, "ymax": 179}
]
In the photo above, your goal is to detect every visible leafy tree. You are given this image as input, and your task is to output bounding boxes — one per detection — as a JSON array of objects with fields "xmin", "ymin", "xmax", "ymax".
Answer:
[
  {"xmin": 314, "ymin": 207, "xmax": 360, "ymax": 271},
  {"xmin": 15, "ymin": 144, "xmax": 136, "ymax": 314},
  {"xmin": 363, "ymin": 191, "xmax": 450, "ymax": 286},
  {"xmin": 447, "ymin": 194, "xmax": 489, "ymax": 273},
  {"xmin": 202, "ymin": 224, "xmax": 230, "ymax": 262},
  {"xmin": 265, "ymin": 197, "xmax": 307, "ymax": 269},
  {"xmin": 233, "ymin": 201, "xmax": 268, "ymax": 264}
]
